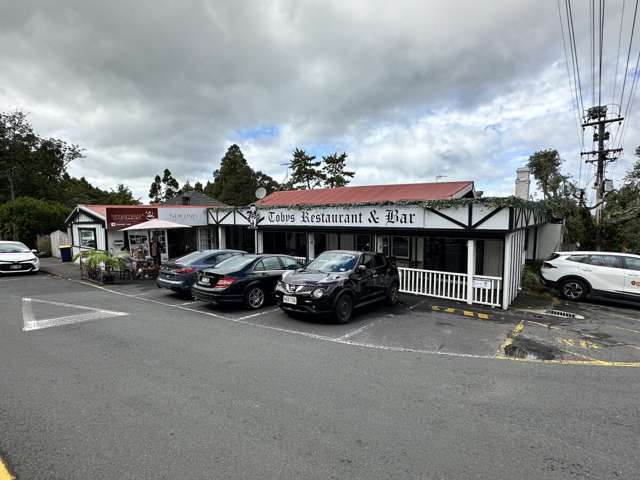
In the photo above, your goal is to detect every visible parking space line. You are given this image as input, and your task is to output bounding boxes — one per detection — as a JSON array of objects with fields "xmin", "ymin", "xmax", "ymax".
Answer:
[
  {"xmin": 236, "ymin": 308, "xmax": 280, "ymax": 321},
  {"xmin": 338, "ymin": 318, "xmax": 384, "ymax": 340},
  {"xmin": 71, "ymin": 278, "xmax": 640, "ymax": 368}
]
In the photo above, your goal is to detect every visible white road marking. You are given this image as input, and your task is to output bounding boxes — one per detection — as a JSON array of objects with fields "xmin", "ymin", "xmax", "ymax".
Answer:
[
  {"xmin": 338, "ymin": 318, "xmax": 384, "ymax": 340},
  {"xmin": 22, "ymin": 298, "xmax": 128, "ymax": 332},
  {"xmin": 236, "ymin": 308, "xmax": 280, "ymax": 320},
  {"xmin": 71, "ymin": 279, "xmax": 640, "ymax": 367},
  {"xmin": 179, "ymin": 301, "xmax": 199, "ymax": 306},
  {"xmin": 408, "ymin": 299, "xmax": 430, "ymax": 311}
]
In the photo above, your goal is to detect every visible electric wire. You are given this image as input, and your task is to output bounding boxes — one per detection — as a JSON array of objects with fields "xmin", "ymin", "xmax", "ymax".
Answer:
[{"xmin": 619, "ymin": 0, "xmax": 639, "ymax": 116}]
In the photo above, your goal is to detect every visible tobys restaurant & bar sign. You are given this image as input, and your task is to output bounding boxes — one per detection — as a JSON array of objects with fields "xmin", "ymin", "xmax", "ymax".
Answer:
[
  {"xmin": 106, "ymin": 207, "xmax": 158, "ymax": 230},
  {"xmin": 257, "ymin": 206, "xmax": 424, "ymax": 228}
]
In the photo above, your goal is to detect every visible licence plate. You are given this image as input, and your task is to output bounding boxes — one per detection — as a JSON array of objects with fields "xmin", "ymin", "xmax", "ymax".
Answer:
[
  {"xmin": 200, "ymin": 277, "xmax": 210, "ymax": 284},
  {"xmin": 10, "ymin": 265, "xmax": 21, "ymax": 270},
  {"xmin": 283, "ymin": 295, "xmax": 297, "ymax": 305}
]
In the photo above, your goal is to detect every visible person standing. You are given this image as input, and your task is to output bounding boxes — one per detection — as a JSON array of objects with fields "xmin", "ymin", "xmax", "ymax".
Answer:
[{"xmin": 150, "ymin": 238, "xmax": 161, "ymax": 266}]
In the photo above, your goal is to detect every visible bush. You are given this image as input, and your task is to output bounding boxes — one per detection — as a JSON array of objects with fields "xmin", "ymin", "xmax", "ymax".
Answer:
[
  {"xmin": 0, "ymin": 197, "xmax": 70, "ymax": 248},
  {"xmin": 521, "ymin": 260, "xmax": 547, "ymax": 294}
]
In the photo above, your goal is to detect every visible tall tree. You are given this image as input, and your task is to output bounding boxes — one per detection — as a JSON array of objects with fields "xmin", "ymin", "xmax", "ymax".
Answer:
[
  {"xmin": 161, "ymin": 168, "xmax": 180, "ymax": 200},
  {"xmin": 253, "ymin": 171, "xmax": 280, "ymax": 194},
  {"xmin": 149, "ymin": 175, "xmax": 162, "ymax": 203},
  {"xmin": 210, "ymin": 145, "xmax": 257, "ymax": 205},
  {"xmin": 286, "ymin": 148, "xmax": 324, "ymax": 189},
  {"xmin": 527, "ymin": 149, "xmax": 569, "ymax": 200},
  {"xmin": 193, "ymin": 181, "xmax": 204, "ymax": 193},
  {"xmin": 0, "ymin": 110, "xmax": 83, "ymax": 203},
  {"xmin": 322, "ymin": 152, "xmax": 354, "ymax": 188}
]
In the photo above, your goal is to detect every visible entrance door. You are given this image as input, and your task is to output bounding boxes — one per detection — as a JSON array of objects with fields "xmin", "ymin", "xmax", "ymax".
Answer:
[{"xmin": 622, "ymin": 256, "xmax": 640, "ymax": 299}]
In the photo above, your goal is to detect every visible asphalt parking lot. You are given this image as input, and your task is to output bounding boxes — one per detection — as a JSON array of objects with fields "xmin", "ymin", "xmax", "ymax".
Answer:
[{"xmin": 1, "ymin": 270, "xmax": 639, "ymax": 479}]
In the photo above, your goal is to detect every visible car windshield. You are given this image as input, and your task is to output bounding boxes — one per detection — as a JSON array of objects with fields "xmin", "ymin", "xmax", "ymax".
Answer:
[
  {"xmin": 0, "ymin": 242, "xmax": 30, "ymax": 253},
  {"xmin": 305, "ymin": 252, "xmax": 358, "ymax": 273},
  {"xmin": 214, "ymin": 254, "xmax": 256, "ymax": 271},
  {"xmin": 174, "ymin": 251, "xmax": 210, "ymax": 264}
]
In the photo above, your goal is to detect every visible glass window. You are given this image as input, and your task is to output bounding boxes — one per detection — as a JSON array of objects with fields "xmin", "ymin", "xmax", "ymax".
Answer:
[
  {"xmin": 216, "ymin": 255, "xmax": 255, "ymax": 271},
  {"xmin": 567, "ymin": 255, "xmax": 589, "ymax": 263},
  {"xmin": 306, "ymin": 251, "xmax": 358, "ymax": 273},
  {"xmin": 356, "ymin": 234, "xmax": 371, "ymax": 251},
  {"xmin": 373, "ymin": 254, "xmax": 386, "ymax": 268},
  {"xmin": 623, "ymin": 257, "xmax": 640, "ymax": 271},
  {"xmin": 392, "ymin": 236, "xmax": 409, "ymax": 258},
  {"xmin": 589, "ymin": 255, "xmax": 623, "ymax": 268},
  {"xmin": 380, "ymin": 236, "xmax": 390, "ymax": 256},
  {"xmin": 79, "ymin": 228, "xmax": 97, "ymax": 249},
  {"xmin": 280, "ymin": 256, "xmax": 300, "ymax": 269},
  {"xmin": 0, "ymin": 242, "xmax": 29, "ymax": 253},
  {"xmin": 254, "ymin": 256, "xmax": 282, "ymax": 271},
  {"xmin": 361, "ymin": 254, "xmax": 376, "ymax": 269},
  {"xmin": 198, "ymin": 227, "xmax": 217, "ymax": 251}
]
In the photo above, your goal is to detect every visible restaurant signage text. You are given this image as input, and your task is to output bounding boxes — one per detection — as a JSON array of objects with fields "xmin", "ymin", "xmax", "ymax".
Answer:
[
  {"xmin": 106, "ymin": 208, "xmax": 158, "ymax": 230},
  {"xmin": 260, "ymin": 206, "xmax": 424, "ymax": 228}
]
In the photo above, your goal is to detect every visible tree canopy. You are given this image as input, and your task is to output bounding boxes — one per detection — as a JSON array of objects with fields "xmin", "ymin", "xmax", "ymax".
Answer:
[
  {"xmin": 286, "ymin": 148, "xmax": 325, "ymax": 190},
  {"xmin": 322, "ymin": 152, "xmax": 354, "ymax": 188}
]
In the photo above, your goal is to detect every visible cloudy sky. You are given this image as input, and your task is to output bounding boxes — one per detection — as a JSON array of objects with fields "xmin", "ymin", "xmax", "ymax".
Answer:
[{"xmin": 1, "ymin": 0, "xmax": 638, "ymax": 202}]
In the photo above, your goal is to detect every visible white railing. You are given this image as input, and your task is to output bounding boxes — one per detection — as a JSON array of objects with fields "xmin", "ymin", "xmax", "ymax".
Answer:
[
  {"xmin": 471, "ymin": 275, "xmax": 502, "ymax": 307},
  {"xmin": 398, "ymin": 267, "xmax": 468, "ymax": 302},
  {"xmin": 398, "ymin": 268, "xmax": 503, "ymax": 307}
]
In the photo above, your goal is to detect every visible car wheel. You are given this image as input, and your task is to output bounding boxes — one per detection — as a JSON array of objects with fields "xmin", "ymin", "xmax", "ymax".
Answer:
[
  {"xmin": 334, "ymin": 294, "xmax": 353, "ymax": 324},
  {"xmin": 245, "ymin": 285, "xmax": 266, "ymax": 309},
  {"xmin": 560, "ymin": 279, "xmax": 588, "ymax": 301},
  {"xmin": 386, "ymin": 282, "xmax": 400, "ymax": 305}
]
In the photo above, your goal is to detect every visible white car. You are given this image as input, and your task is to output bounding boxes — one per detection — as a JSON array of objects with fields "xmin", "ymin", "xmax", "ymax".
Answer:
[
  {"xmin": 0, "ymin": 241, "xmax": 40, "ymax": 274},
  {"xmin": 540, "ymin": 251, "xmax": 640, "ymax": 304}
]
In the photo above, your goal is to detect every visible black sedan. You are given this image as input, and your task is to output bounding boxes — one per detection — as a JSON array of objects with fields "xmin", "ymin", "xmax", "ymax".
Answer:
[
  {"xmin": 156, "ymin": 249, "xmax": 245, "ymax": 295},
  {"xmin": 275, "ymin": 250, "xmax": 400, "ymax": 323},
  {"xmin": 191, "ymin": 254, "xmax": 302, "ymax": 309}
]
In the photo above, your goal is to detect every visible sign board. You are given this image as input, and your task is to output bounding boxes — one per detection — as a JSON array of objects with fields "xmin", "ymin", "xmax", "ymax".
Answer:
[
  {"xmin": 158, "ymin": 207, "xmax": 208, "ymax": 226},
  {"xmin": 473, "ymin": 278, "xmax": 493, "ymax": 289},
  {"xmin": 256, "ymin": 206, "xmax": 424, "ymax": 229},
  {"xmin": 106, "ymin": 208, "xmax": 158, "ymax": 230}
]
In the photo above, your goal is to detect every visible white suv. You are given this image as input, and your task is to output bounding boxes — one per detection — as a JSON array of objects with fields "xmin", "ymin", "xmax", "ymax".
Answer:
[{"xmin": 540, "ymin": 251, "xmax": 640, "ymax": 303}]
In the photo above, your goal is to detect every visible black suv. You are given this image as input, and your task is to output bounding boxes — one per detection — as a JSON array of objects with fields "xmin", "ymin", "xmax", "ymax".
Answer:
[{"xmin": 275, "ymin": 250, "xmax": 400, "ymax": 323}]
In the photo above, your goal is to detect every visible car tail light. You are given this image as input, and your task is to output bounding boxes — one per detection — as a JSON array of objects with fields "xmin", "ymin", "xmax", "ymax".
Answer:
[
  {"xmin": 174, "ymin": 267, "xmax": 195, "ymax": 274},
  {"xmin": 542, "ymin": 262, "xmax": 557, "ymax": 269},
  {"xmin": 216, "ymin": 276, "xmax": 236, "ymax": 288}
]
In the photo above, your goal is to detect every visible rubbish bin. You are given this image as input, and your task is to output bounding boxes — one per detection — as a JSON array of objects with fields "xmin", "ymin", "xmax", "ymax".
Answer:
[{"xmin": 59, "ymin": 245, "xmax": 72, "ymax": 263}]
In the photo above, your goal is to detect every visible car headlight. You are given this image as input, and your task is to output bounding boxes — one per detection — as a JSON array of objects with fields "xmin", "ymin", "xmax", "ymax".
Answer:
[{"xmin": 312, "ymin": 288, "xmax": 325, "ymax": 299}]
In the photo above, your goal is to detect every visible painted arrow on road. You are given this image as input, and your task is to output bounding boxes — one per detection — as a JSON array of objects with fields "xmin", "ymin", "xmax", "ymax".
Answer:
[{"xmin": 22, "ymin": 298, "xmax": 128, "ymax": 332}]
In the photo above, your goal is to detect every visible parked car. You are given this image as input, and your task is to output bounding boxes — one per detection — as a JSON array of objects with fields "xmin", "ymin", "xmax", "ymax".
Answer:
[
  {"xmin": 275, "ymin": 250, "xmax": 400, "ymax": 323},
  {"xmin": 156, "ymin": 249, "xmax": 245, "ymax": 295},
  {"xmin": 540, "ymin": 251, "xmax": 640, "ymax": 304},
  {"xmin": 191, "ymin": 254, "xmax": 303, "ymax": 309},
  {"xmin": 0, "ymin": 241, "xmax": 39, "ymax": 274}
]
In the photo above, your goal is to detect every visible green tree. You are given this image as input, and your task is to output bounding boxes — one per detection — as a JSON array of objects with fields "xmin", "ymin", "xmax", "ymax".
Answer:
[
  {"xmin": 210, "ymin": 145, "xmax": 257, "ymax": 205},
  {"xmin": 0, "ymin": 197, "xmax": 69, "ymax": 247},
  {"xmin": 253, "ymin": 170, "xmax": 280, "ymax": 194},
  {"xmin": 0, "ymin": 110, "xmax": 83, "ymax": 203},
  {"xmin": 322, "ymin": 152, "xmax": 354, "ymax": 188},
  {"xmin": 161, "ymin": 168, "xmax": 180, "ymax": 200},
  {"xmin": 286, "ymin": 148, "xmax": 325, "ymax": 189},
  {"xmin": 527, "ymin": 149, "xmax": 568, "ymax": 200},
  {"xmin": 149, "ymin": 175, "xmax": 162, "ymax": 203},
  {"xmin": 193, "ymin": 181, "xmax": 204, "ymax": 193}
]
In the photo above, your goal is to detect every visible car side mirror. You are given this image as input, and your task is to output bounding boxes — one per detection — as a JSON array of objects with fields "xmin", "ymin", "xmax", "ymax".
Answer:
[
  {"xmin": 31, "ymin": 249, "xmax": 38, "ymax": 254},
  {"xmin": 357, "ymin": 264, "xmax": 367, "ymax": 273}
]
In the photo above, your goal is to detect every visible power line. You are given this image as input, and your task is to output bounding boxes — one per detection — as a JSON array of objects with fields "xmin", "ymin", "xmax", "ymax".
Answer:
[
  {"xmin": 611, "ymin": 0, "xmax": 627, "ymax": 108},
  {"xmin": 566, "ymin": 0, "xmax": 585, "ymax": 116},
  {"xmin": 619, "ymin": 0, "xmax": 639, "ymax": 116},
  {"xmin": 598, "ymin": 0, "xmax": 605, "ymax": 107}
]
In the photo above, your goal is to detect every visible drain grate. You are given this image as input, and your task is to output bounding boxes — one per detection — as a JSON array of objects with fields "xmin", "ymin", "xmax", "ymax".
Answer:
[{"xmin": 545, "ymin": 309, "xmax": 585, "ymax": 320}]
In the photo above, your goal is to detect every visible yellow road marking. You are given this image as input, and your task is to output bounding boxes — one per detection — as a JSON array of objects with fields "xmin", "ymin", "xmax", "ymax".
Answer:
[
  {"xmin": 463, "ymin": 310, "xmax": 474, "ymax": 317},
  {"xmin": 444, "ymin": 307, "xmax": 456, "ymax": 313},
  {"xmin": 477, "ymin": 313, "xmax": 489, "ymax": 320},
  {"xmin": 496, "ymin": 321, "xmax": 525, "ymax": 356},
  {"xmin": 0, "ymin": 457, "xmax": 14, "ymax": 480},
  {"xmin": 495, "ymin": 355, "xmax": 640, "ymax": 367}
]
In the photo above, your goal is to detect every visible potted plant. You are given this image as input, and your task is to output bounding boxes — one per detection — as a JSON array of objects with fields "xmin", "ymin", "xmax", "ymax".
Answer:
[{"xmin": 74, "ymin": 250, "xmax": 130, "ymax": 283}]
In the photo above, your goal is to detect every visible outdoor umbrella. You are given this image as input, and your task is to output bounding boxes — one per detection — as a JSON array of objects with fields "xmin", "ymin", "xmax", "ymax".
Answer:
[{"xmin": 119, "ymin": 219, "xmax": 191, "ymax": 231}]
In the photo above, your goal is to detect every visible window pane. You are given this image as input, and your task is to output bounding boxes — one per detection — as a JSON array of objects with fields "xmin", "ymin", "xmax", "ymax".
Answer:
[
  {"xmin": 568, "ymin": 255, "xmax": 589, "ymax": 263},
  {"xmin": 392, "ymin": 237, "xmax": 409, "ymax": 258},
  {"xmin": 373, "ymin": 254, "xmax": 386, "ymax": 268},
  {"xmin": 261, "ymin": 257, "xmax": 282, "ymax": 270},
  {"xmin": 624, "ymin": 257, "xmax": 640, "ymax": 271},
  {"xmin": 79, "ymin": 229, "xmax": 97, "ymax": 249},
  {"xmin": 280, "ymin": 256, "xmax": 299, "ymax": 268},
  {"xmin": 356, "ymin": 234, "xmax": 371, "ymax": 251},
  {"xmin": 590, "ymin": 255, "xmax": 622, "ymax": 268}
]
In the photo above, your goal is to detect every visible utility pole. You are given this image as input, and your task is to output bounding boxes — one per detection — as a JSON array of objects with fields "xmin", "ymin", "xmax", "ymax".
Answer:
[{"xmin": 580, "ymin": 105, "xmax": 623, "ymax": 226}]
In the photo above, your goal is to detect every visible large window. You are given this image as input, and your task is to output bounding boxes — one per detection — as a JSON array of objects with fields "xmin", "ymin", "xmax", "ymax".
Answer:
[
  {"xmin": 198, "ymin": 227, "xmax": 217, "ymax": 250},
  {"xmin": 356, "ymin": 234, "xmax": 372, "ymax": 251},
  {"xmin": 392, "ymin": 236, "xmax": 409, "ymax": 259},
  {"xmin": 78, "ymin": 228, "xmax": 97, "ymax": 249}
]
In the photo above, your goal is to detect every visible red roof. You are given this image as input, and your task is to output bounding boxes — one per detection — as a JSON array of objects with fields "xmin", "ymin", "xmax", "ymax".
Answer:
[{"xmin": 257, "ymin": 181, "xmax": 474, "ymax": 207}]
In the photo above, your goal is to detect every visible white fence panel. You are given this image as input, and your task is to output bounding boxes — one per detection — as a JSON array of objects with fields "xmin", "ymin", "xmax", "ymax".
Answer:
[
  {"xmin": 399, "ymin": 267, "xmax": 503, "ymax": 307},
  {"xmin": 472, "ymin": 275, "xmax": 502, "ymax": 307},
  {"xmin": 398, "ymin": 267, "xmax": 468, "ymax": 303},
  {"xmin": 50, "ymin": 230, "xmax": 69, "ymax": 259}
]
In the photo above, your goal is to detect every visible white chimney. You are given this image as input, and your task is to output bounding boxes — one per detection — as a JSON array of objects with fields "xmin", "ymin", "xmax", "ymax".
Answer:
[{"xmin": 515, "ymin": 167, "xmax": 530, "ymax": 200}]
